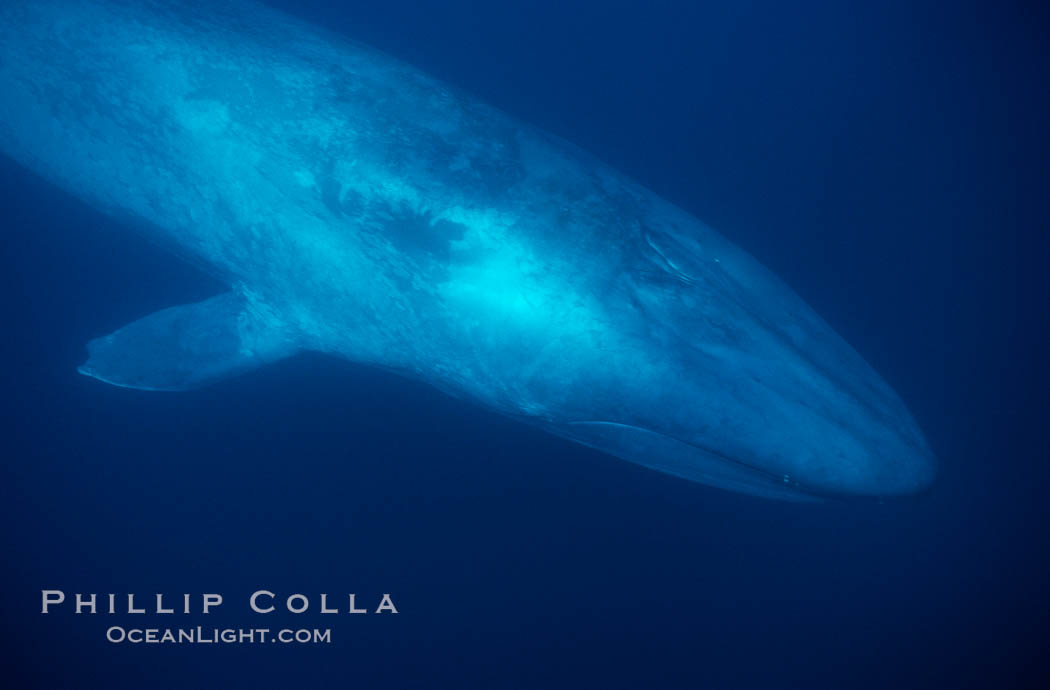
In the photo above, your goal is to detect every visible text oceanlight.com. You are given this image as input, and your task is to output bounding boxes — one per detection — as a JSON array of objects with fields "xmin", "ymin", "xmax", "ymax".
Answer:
[{"xmin": 106, "ymin": 627, "xmax": 331, "ymax": 644}]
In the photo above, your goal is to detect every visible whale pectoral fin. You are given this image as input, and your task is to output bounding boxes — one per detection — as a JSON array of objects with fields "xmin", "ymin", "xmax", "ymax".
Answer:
[{"xmin": 77, "ymin": 291, "xmax": 296, "ymax": 391}]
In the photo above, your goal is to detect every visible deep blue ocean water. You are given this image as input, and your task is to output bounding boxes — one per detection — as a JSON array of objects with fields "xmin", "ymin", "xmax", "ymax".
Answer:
[{"xmin": 1, "ymin": 1, "xmax": 1046, "ymax": 688}]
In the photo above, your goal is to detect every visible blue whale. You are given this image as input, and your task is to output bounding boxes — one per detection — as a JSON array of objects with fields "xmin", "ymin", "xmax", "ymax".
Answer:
[{"xmin": 0, "ymin": 0, "xmax": 935, "ymax": 499}]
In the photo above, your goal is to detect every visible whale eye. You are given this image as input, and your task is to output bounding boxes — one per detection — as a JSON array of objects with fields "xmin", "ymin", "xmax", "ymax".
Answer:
[{"xmin": 642, "ymin": 229, "xmax": 701, "ymax": 285}]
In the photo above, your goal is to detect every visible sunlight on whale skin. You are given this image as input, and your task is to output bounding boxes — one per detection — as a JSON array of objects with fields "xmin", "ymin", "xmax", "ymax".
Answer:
[{"xmin": 0, "ymin": 0, "xmax": 936, "ymax": 500}]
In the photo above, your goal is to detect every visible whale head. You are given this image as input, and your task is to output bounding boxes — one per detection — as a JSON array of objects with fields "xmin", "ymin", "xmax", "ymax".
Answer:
[{"xmin": 544, "ymin": 224, "xmax": 937, "ymax": 501}]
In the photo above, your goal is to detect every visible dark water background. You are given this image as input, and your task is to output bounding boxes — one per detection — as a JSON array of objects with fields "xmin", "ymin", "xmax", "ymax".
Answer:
[{"xmin": 1, "ymin": 1, "xmax": 1047, "ymax": 688}]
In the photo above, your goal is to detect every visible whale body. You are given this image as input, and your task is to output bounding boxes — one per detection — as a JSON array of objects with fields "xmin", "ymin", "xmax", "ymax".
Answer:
[{"xmin": 0, "ymin": 0, "xmax": 936, "ymax": 499}]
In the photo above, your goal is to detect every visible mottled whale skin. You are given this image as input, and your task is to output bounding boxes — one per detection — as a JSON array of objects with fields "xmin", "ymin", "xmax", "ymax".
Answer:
[{"xmin": 0, "ymin": 0, "xmax": 935, "ymax": 499}]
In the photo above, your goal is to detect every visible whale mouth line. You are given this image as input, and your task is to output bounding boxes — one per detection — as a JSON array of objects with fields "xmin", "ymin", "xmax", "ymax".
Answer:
[{"xmin": 563, "ymin": 420, "xmax": 828, "ymax": 501}]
